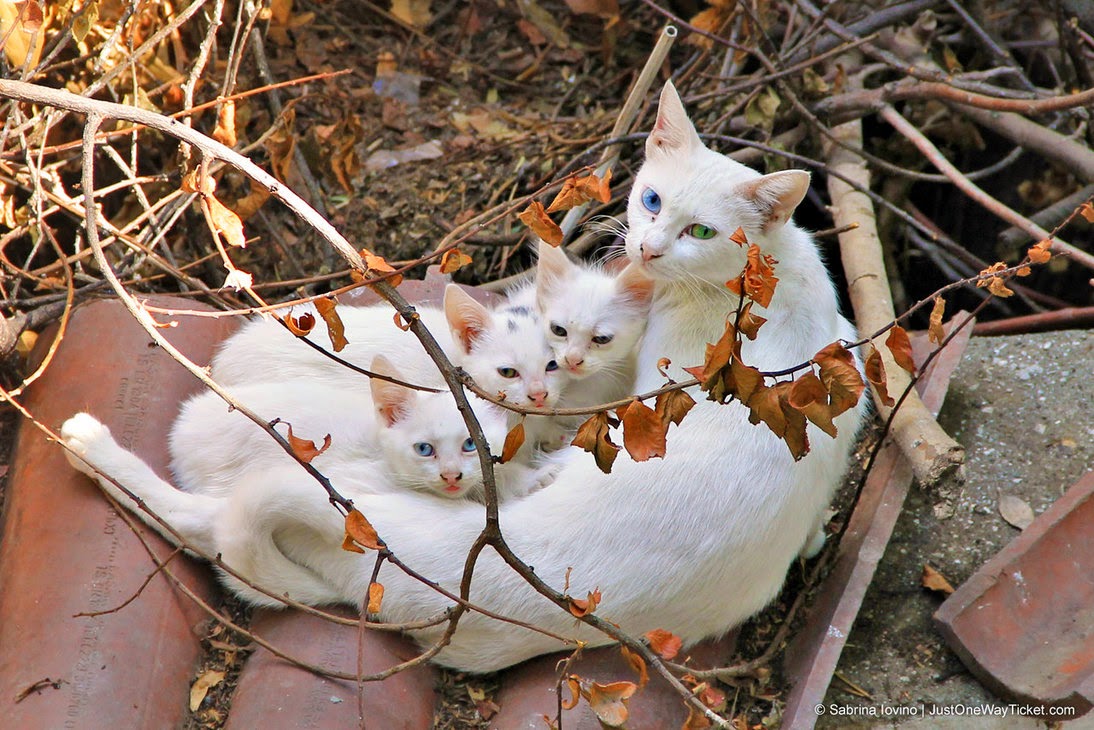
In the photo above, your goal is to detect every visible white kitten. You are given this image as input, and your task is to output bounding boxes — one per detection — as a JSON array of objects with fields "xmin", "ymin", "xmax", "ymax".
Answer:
[{"xmin": 61, "ymin": 80, "xmax": 866, "ymax": 672}]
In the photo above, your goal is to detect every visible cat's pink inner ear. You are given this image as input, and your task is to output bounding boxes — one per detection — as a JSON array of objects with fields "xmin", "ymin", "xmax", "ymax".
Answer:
[
  {"xmin": 444, "ymin": 284, "xmax": 491, "ymax": 353},
  {"xmin": 646, "ymin": 81, "xmax": 702, "ymax": 156},
  {"xmin": 738, "ymin": 170, "xmax": 811, "ymax": 232},
  {"xmin": 369, "ymin": 354, "xmax": 412, "ymax": 427},
  {"xmin": 617, "ymin": 263, "xmax": 655, "ymax": 306}
]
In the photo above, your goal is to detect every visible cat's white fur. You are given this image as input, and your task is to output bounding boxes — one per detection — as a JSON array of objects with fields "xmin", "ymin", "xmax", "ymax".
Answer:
[{"xmin": 62, "ymin": 81, "xmax": 865, "ymax": 673}]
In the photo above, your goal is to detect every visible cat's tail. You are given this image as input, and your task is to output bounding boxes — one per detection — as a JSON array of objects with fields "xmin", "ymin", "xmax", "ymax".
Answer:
[{"xmin": 61, "ymin": 412, "xmax": 221, "ymax": 556}]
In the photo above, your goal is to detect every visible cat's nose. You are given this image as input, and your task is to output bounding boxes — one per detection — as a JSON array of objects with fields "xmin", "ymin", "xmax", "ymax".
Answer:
[
  {"xmin": 528, "ymin": 390, "xmax": 548, "ymax": 408},
  {"xmin": 640, "ymin": 244, "xmax": 663, "ymax": 262},
  {"xmin": 564, "ymin": 354, "xmax": 584, "ymax": 370},
  {"xmin": 441, "ymin": 471, "xmax": 463, "ymax": 487}
]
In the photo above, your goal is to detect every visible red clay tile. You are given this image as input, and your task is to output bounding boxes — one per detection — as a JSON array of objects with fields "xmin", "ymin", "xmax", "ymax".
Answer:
[
  {"xmin": 935, "ymin": 470, "xmax": 1094, "ymax": 717},
  {"xmin": 489, "ymin": 635, "xmax": 738, "ymax": 729},
  {"xmin": 225, "ymin": 608, "xmax": 437, "ymax": 729},
  {"xmin": 0, "ymin": 296, "xmax": 232, "ymax": 728},
  {"xmin": 781, "ymin": 316, "xmax": 974, "ymax": 728}
]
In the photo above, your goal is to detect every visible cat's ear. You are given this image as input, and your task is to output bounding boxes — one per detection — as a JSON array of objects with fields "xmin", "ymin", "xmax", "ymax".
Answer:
[
  {"xmin": 617, "ymin": 263, "xmax": 655, "ymax": 307},
  {"xmin": 646, "ymin": 81, "xmax": 702, "ymax": 157},
  {"xmin": 444, "ymin": 284, "xmax": 493, "ymax": 354},
  {"xmin": 737, "ymin": 170, "xmax": 811, "ymax": 232},
  {"xmin": 534, "ymin": 239, "xmax": 575, "ymax": 306},
  {"xmin": 370, "ymin": 354, "xmax": 413, "ymax": 427}
]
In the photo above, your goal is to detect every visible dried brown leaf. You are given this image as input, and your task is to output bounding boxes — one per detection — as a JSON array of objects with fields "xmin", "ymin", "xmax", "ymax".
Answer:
[
  {"xmin": 500, "ymin": 422, "xmax": 525, "ymax": 464},
  {"xmin": 928, "ymin": 297, "xmax": 946, "ymax": 345},
  {"xmin": 619, "ymin": 645, "xmax": 649, "ymax": 688},
  {"xmin": 655, "ymin": 388, "xmax": 696, "ymax": 427},
  {"xmin": 921, "ymin": 564, "xmax": 955, "ymax": 595},
  {"xmin": 212, "ymin": 99, "xmax": 237, "ymax": 147},
  {"xmin": 314, "ymin": 297, "xmax": 348, "ymax": 352},
  {"xmin": 562, "ymin": 675, "xmax": 582, "ymax": 710},
  {"xmin": 813, "ymin": 342, "xmax": 865, "ymax": 418},
  {"xmin": 203, "ymin": 193, "xmax": 247, "ymax": 248},
  {"xmin": 517, "ymin": 200, "xmax": 563, "ymax": 246},
  {"xmin": 189, "ymin": 669, "xmax": 225, "ymax": 712},
  {"xmin": 788, "ymin": 371, "xmax": 838, "ymax": 438},
  {"xmin": 286, "ymin": 424, "xmax": 331, "ymax": 464},
  {"xmin": 999, "ymin": 494, "xmax": 1035, "ymax": 530},
  {"xmin": 644, "ymin": 628, "xmax": 682, "ymax": 660},
  {"xmin": 885, "ymin": 326, "xmax": 916, "ymax": 375},
  {"xmin": 344, "ymin": 509, "xmax": 385, "ymax": 551},
  {"xmin": 546, "ymin": 170, "xmax": 613, "ymax": 213},
  {"xmin": 864, "ymin": 345, "xmax": 895, "ymax": 407},
  {"xmin": 586, "ymin": 680, "xmax": 637, "ymax": 727},
  {"xmin": 621, "ymin": 399, "xmax": 667, "ymax": 462},
  {"xmin": 367, "ymin": 581, "xmax": 384, "ymax": 613},
  {"xmin": 1027, "ymin": 239, "xmax": 1052, "ymax": 264},
  {"xmin": 737, "ymin": 301, "xmax": 767, "ymax": 340},
  {"xmin": 571, "ymin": 412, "xmax": 619, "ymax": 473},
  {"xmin": 567, "ymin": 588, "xmax": 602, "ymax": 617},
  {"xmin": 360, "ymin": 247, "xmax": 403, "ymax": 287},
  {"xmin": 439, "ymin": 248, "xmax": 473, "ymax": 274}
]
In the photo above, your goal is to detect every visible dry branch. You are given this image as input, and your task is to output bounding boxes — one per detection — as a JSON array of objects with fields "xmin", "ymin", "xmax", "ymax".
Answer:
[{"xmin": 825, "ymin": 110, "xmax": 966, "ymax": 513}]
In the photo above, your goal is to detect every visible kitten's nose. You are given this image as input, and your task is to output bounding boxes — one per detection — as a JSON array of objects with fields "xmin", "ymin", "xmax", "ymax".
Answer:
[
  {"xmin": 441, "ymin": 472, "xmax": 463, "ymax": 488},
  {"xmin": 564, "ymin": 354, "xmax": 584, "ymax": 370},
  {"xmin": 528, "ymin": 390, "xmax": 549, "ymax": 408}
]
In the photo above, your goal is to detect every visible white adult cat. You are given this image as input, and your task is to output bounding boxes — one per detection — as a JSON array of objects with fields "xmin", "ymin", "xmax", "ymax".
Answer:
[{"xmin": 62, "ymin": 80, "xmax": 866, "ymax": 673}]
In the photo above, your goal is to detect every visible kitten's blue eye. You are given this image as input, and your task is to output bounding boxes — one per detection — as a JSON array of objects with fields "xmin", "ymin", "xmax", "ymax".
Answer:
[
  {"xmin": 641, "ymin": 188, "xmax": 661, "ymax": 213},
  {"xmin": 592, "ymin": 334, "xmax": 614, "ymax": 345},
  {"xmin": 461, "ymin": 438, "xmax": 476, "ymax": 453},
  {"xmin": 546, "ymin": 360, "xmax": 559, "ymax": 372},
  {"xmin": 550, "ymin": 323, "xmax": 567, "ymax": 338},
  {"xmin": 413, "ymin": 442, "xmax": 434, "ymax": 457},
  {"xmin": 687, "ymin": 223, "xmax": 717, "ymax": 240},
  {"xmin": 497, "ymin": 367, "xmax": 518, "ymax": 379}
]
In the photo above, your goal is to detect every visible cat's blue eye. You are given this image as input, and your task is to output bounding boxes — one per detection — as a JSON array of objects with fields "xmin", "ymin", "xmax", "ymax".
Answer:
[
  {"xmin": 546, "ymin": 360, "xmax": 559, "ymax": 372},
  {"xmin": 497, "ymin": 367, "xmax": 518, "ymax": 379},
  {"xmin": 461, "ymin": 438, "xmax": 476, "ymax": 453},
  {"xmin": 592, "ymin": 334, "xmax": 614, "ymax": 345},
  {"xmin": 641, "ymin": 188, "xmax": 661, "ymax": 213},
  {"xmin": 687, "ymin": 223, "xmax": 717, "ymax": 240},
  {"xmin": 413, "ymin": 442, "xmax": 434, "ymax": 457},
  {"xmin": 550, "ymin": 323, "xmax": 567, "ymax": 338}
]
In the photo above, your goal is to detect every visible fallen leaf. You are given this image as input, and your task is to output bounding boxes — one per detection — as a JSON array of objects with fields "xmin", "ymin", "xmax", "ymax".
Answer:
[
  {"xmin": 475, "ymin": 699, "xmax": 500, "ymax": 720},
  {"xmin": 344, "ymin": 509, "xmax": 385, "ymax": 551},
  {"xmin": 391, "ymin": 0, "xmax": 432, "ymax": 27},
  {"xmin": 1080, "ymin": 202, "xmax": 1094, "ymax": 223},
  {"xmin": 586, "ymin": 680, "xmax": 637, "ymax": 727},
  {"xmin": 439, "ymin": 248, "xmax": 473, "ymax": 274},
  {"xmin": 921, "ymin": 564, "xmax": 955, "ymax": 595},
  {"xmin": 285, "ymin": 424, "xmax": 331, "ymax": 464},
  {"xmin": 568, "ymin": 588, "xmax": 602, "ymax": 617},
  {"xmin": 619, "ymin": 645, "xmax": 649, "ymax": 688},
  {"xmin": 314, "ymin": 297, "xmax": 348, "ymax": 352},
  {"xmin": 928, "ymin": 297, "xmax": 946, "ymax": 345},
  {"xmin": 620, "ymin": 399, "xmax": 667, "ymax": 461},
  {"xmin": 367, "ymin": 581, "xmax": 384, "ymax": 613},
  {"xmin": 885, "ymin": 326, "xmax": 916, "ymax": 375},
  {"xmin": 999, "ymin": 494, "xmax": 1035, "ymax": 530},
  {"xmin": 864, "ymin": 345, "xmax": 895, "ymax": 407},
  {"xmin": 189, "ymin": 669, "xmax": 225, "ymax": 712},
  {"xmin": 571, "ymin": 412, "xmax": 619, "ymax": 473},
  {"xmin": 644, "ymin": 628, "xmax": 682, "ymax": 660},
  {"xmin": 654, "ymin": 388, "xmax": 695, "ymax": 427},
  {"xmin": 500, "ymin": 421, "xmax": 525, "ymax": 464},
  {"xmin": 517, "ymin": 200, "xmax": 563, "ymax": 246}
]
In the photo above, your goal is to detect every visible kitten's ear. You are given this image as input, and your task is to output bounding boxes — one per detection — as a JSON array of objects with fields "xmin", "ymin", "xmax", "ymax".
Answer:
[
  {"xmin": 617, "ymin": 263, "xmax": 655, "ymax": 307},
  {"xmin": 646, "ymin": 81, "xmax": 702, "ymax": 157},
  {"xmin": 370, "ymin": 354, "xmax": 412, "ymax": 427},
  {"xmin": 737, "ymin": 170, "xmax": 811, "ymax": 232},
  {"xmin": 444, "ymin": 284, "xmax": 492, "ymax": 354},
  {"xmin": 535, "ymin": 240, "xmax": 575, "ymax": 306}
]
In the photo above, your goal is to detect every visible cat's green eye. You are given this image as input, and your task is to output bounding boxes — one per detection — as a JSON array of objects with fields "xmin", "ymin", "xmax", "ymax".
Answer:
[
  {"xmin": 687, "ymin": 223, "xmax": 717, "ymax": 240},
  {"xmin": 497, "ymin": 366, "xmax": 519, "ymax": 379}
]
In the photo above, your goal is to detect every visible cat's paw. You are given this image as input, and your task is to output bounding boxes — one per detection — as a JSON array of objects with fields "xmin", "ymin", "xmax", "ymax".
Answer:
[{"xmin": 60, "ymin": 413, "xmax": 114, "ymax": 474}]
